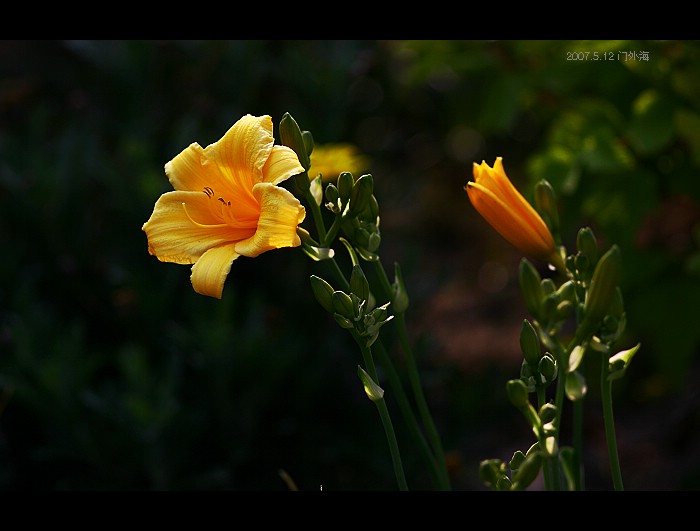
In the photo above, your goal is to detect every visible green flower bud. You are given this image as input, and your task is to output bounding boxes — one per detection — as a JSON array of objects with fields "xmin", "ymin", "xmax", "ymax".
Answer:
[
  {"xmin": 538, "ymin": 353, "xmax": 558, "ymax": 382},
  {"xmin": 348, "ymin": 174, "xmax": 374, "ymax": 217},
  {"xmin": 479, "ymin": 459, "xmax": 506, "ymax": 489},
  {"xmin": 541, "ymin": 278, "xmax": 556, "ymax": 296},
  {"xmin": 583, "ymin": 244, "xmax": 622, "ymax": 330},
  {"xmin": 301, "ymin": 130, "xmax": 314, "ymax": 158},
  {"xmin": 539, "ymin": 403, "xmax": 557, "ymax": 424},
  {"xmin": 535, "ymin": 179, "xmax": 560, "ymax": 237},
  {"xmin": 519, "ymin": 258, "xmax": 544, "ymax": 320},
  {"xmin": 325, "ymin": 183, "xmax": 340, "ymax": 204},
  {"xmin": 577, "ymin": 226, "xmax": 598, "ymax": 267},
  {"xmin": 309, "ymin": 275, "xmax": 335, "ymax": 313},
  {"xmin": 512, "ymin": 451, "xmax": 543, "ymax": 490},
  {"xmin": 332, "ymin": 290, "xmax": 356, "ymax": 320},
  {"xmin": 520, "ymin": 319, "xmax": 541, "ymax": 367},
  {"xmin": 509, "ymin": 450, "xmax": 527, "ymax": 471},
  {"xmin": 279, "ymin": 112, "xmax": 310, "ymax": 173},
  {"xmin": 337, "ymin": 172, "xmax": 354, "ymax": 203},
  {"xmin": 367, "ymin": 231, "xmax": 381, "ymax": 252},
  {"xmin": 556, "ymin": 280, "xmax": 576, "ymax": 303},
  {"xmin": 496, "ymin": 476, "xmax": 513, "ymax": 491},
  {"xmin": 506, "ymin": 379, "xmax": 530, "ymax": 409},
  {"xmin": 350, "ymin": 265, "xmax": 370, "ymax": 302},
  {"xmin": 333, "ymin": 313, "xmax": 355, "ymax": 329}
]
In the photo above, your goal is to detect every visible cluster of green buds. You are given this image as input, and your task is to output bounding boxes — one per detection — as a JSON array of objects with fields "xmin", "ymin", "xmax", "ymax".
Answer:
[
  {"xmin": 519, "ymin": 259, "xmax": 576, "ymax": 340},
  {"xmin": 328, "ymin": 172, "xmax": 381, "ymax": 261},
  {"xmin": 310, "ymin": 265, "xmax": 393, "ymax": 348},
  {"xmin": 519, "ymin": 319, "xmax": 557, "ymax": 392}
]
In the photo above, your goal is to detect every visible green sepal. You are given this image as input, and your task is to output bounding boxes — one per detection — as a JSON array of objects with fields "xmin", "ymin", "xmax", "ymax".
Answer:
[
  {"xmin": 568, "ymin": 344, "xmax": 585, "ymax": 373},
  {"xmin": 608, "ymin": 342, "xmax": 641, "ymax": 381},
  {"xmin": 357, "ymin": 366, "xmax": 384, "ymax": 402},
  {"xmin": 309, "ymin": 174, "xmax": 323, "ymax": 207},
  {"xmin": 565, "ymin": 370, "xmax": 587, "ymax": 401}
]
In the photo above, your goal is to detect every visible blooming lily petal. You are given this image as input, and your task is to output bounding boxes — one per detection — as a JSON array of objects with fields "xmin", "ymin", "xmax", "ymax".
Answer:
[
  {"xmin": 204, "ymin": 114, "xmax": 273, "ymax": 192},
  {"xmin": 234, "ymin": 182, "xmax": 306, "ymax": 257},
  {"xmin": 165, "ymin": 142, "xmax": 219, "ymax": 193},
  {"xmin": 142, "ymin": 190, "xmax": 255, "ymax": 264},
  {"xmin": 262, "ymin": 145, "xmax": 306, "ymax": 185},
  {"xmin": 190, "ymin": 244, "xmax": 240, "ymax": 299}
]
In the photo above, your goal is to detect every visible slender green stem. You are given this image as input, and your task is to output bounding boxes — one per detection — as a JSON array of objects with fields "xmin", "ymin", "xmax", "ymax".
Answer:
[
  {"xmin": 372, "ymin": 259, "xmax": 451, "ymax": 490},
  {"xmin": 572, "ymin": 398, "xmax": 584, "ymax": 490},
  {"xmin": 354, "ymin": 332, "xmax": 408, "ymax": 491},
  {"xmin": 303, "ymin": 188, "xmax": 327, "ymax": 242},
  {"xmin": 600, "ymin": 357, "xmax": 624, "ymax": 491},
  {"xmin": 321, "ymin": 212, "xmax": 344, "ymax": 248},
  {"xmin": 374, "ymin": 341, "xmax": 442, "ymax": 489}
]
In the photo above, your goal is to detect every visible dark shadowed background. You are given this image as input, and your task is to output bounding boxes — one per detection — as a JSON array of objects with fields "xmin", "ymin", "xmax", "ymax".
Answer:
[{"xmin": 1, "ymin": 40, "xmax": 699, "ymax": 490}]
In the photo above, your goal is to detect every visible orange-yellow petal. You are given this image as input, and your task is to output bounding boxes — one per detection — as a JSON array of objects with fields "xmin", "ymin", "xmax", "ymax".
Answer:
[
  {"xmin": 204, "ymin": 114, "xmax": 273, "ymax": 193},
  {"xmin": 165, "ymin": 142, "xmax": 217, "ymax": 193},
  {"xmin": 262, "ymin": 144, "xmax": 306, "ymax": 185},
  {"xmin": 234, "ymin": 182, "xmax": 306, "ymax": 257},
  {"xmin": 190, "ymin": 244, "xmax": 240, "ymax": 299},
  {"xmin": 467, "ymin": 157, "xmax": 555, "ymax": 263},
  {"xmin": 142, "ymin": 190, "xmax": 255, "ymax": 264}
]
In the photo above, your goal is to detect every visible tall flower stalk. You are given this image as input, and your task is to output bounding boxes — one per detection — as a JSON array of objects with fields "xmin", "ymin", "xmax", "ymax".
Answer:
[{"xmin": 468, "ymin": 159, "xmax": 639, "ymax": 491}]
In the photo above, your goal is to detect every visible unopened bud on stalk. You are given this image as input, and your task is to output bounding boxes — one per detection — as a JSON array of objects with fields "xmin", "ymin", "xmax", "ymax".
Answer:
[
  {"xmin": 512, "ymin": 451, "xmax": 543, "ymax": 490},
  {"xmin": 348, "ymin": 174, "xmax": 374, "ymax": 217},
  {"xmin": 520, "ymin": 319, "xmax": 541, "ymax": 366},
  {"xmin": 535, "ymin": 179, "xmax": 560, "ymax": 237},
  {"xmin": 332, "ymin": 290, "xmax": 356, "ymax": 320},
  {"xmin": 337, "ymin": 172, "xmax": 354, "ymax": 203},
  {"xmin": 577, "ymin": 227, "xmax": 598, "ymax": 268},
  {"xmin": 309, "ymin": 275, "xmax": 335, "ymax": 313},
  {"xmin": 519, "ymin": 259, "xmax": 544, "ymax": 320},
  {"xmin": 583, "ymin": 244, "xmax": 622, "ymax": 330},
  {"xmin": 350, "ymin": 265, "xmax": 370, "ymax": 302},
  {"xmin": 279, "ymin": 112, "xmax": 310, "ymax": 171},
  {"xmin": 506, "ymin": 379, "xmax": 530, "ymax": 409}
]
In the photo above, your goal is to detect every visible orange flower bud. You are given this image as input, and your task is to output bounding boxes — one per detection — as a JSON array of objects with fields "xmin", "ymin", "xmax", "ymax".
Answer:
[{"xmin": 466, "ymin": 157, "xmax": 564, "ymax": 271}]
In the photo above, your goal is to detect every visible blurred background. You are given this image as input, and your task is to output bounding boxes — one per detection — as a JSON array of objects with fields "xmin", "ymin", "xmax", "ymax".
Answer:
[{"xmin": 1, "ymin": 40, "xmax": 699, "ymax": 491}]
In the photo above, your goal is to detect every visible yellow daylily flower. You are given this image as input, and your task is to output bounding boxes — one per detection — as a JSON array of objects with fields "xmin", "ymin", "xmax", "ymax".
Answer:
[
  {"xmin": 307, "ymin": 143, "xmax": 369, "ymax": 183},
  {"xmin": 466, "ymin": 157, "xmax": 564, "ymax": 271},
  {"xmin": 142, "ymin": 114, "xmax": 306, "ymax": 299}
]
